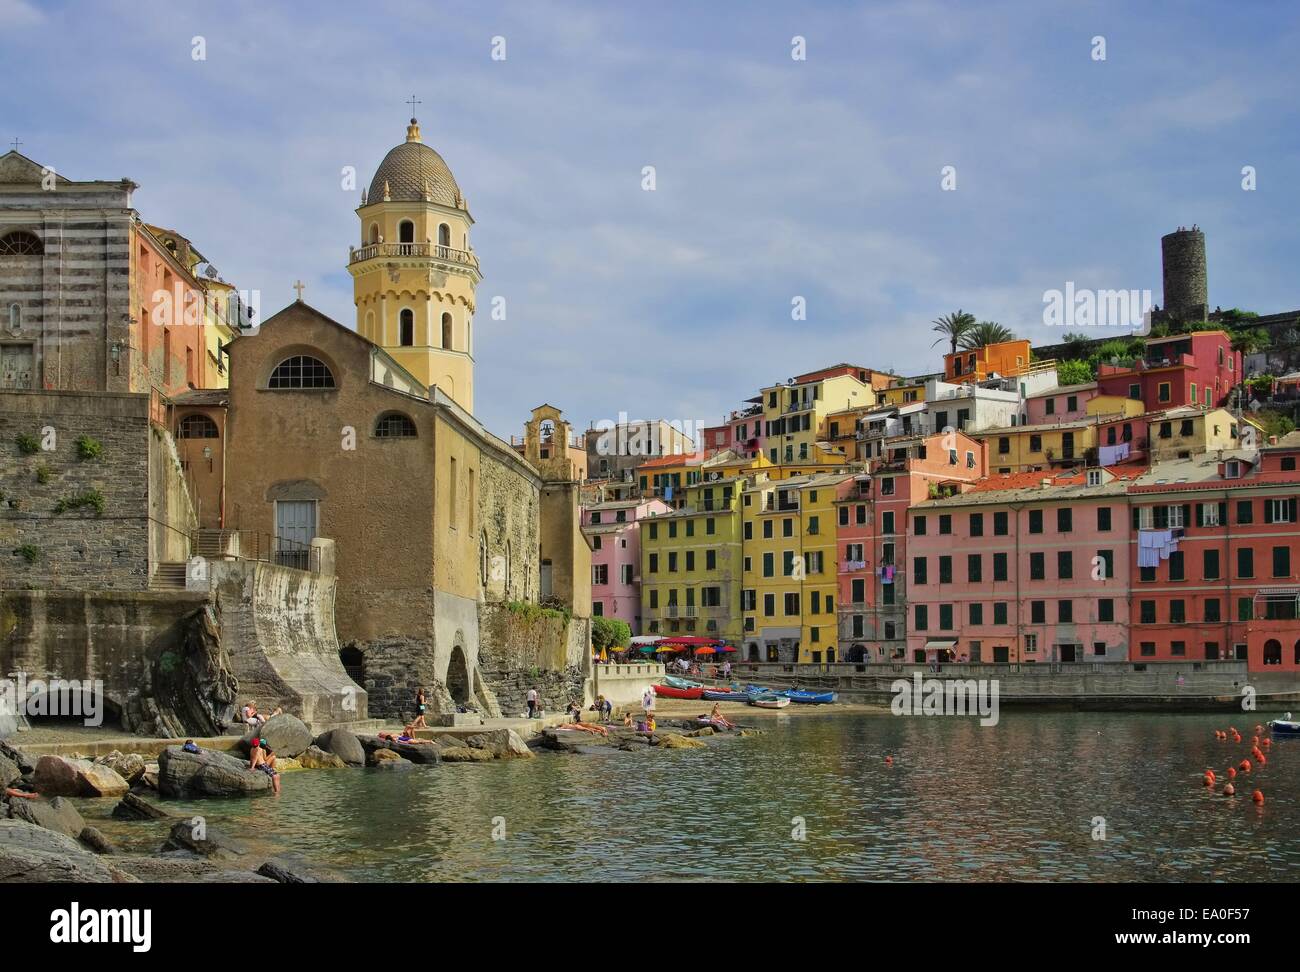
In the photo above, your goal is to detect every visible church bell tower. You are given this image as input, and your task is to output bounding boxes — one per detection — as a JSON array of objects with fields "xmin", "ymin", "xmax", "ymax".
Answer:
[{"xmin": 348, "ymin": 113, "xmax": 480, "ymax": 412}]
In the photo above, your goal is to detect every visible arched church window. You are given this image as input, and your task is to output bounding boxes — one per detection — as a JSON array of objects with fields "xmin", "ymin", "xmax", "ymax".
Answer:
[
  {"xmin": 268, "ymin": 355, "xmax": 335, "ymax": 389},
  {"xmin": 399, "ymin": 308, "xmax": 414, "ymax": 346},
  {"xmin": 438, "ymin": 223, "xmax": 451, "ymax": 248},
  {"xmin": 374, "ymin": 412, "xmax": 417, "ymax": 438},
  {"xmin": 441, "ymin": 312, "xmax": 453, "ymax": 350},
  {"xmin": 368, "ymin": 224, "xmax": 379, "ymax": 245},
  {"xmin": 399, "ymin": 220, "xmax": 415, "ymax": 244},
  {"xmin": 0, "ymin": 230, "xmax": 43, "ymax": 255},
  {"xmin": 176, "ymin": 414, "xmax": 219, "ymax": 439}
]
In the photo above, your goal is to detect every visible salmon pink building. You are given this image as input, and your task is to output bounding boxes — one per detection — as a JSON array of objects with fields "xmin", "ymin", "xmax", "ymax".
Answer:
[
  {"xmin": 582, "ymin": 496, "xmax": 671, "ymax": 631},
  {"xmin": 1097, "ymin": 330, "xmax": 1239, "ymax": 411},
  {"xmin": 906, "ymin": 468, "xmax": 1141, "ymax": 664}
]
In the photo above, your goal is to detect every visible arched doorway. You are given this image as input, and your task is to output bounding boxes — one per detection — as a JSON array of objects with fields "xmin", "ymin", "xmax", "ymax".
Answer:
[
  {"xmin": 447, "ymin": 644, "xmax": 471, "ymax": 705},
  {"xmin": 1263, "ymin": 639, "xmax": 1282, "ymax": 666},
  {"xmin": 340, "ymin": 645, "xmax": 365, "ymax": 687}
]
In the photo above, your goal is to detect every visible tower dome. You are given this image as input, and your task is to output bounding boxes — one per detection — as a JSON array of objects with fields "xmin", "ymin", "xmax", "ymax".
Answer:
[{"xmin": 367, "ymin": 118, "xmax": 462, "ymax": 208}]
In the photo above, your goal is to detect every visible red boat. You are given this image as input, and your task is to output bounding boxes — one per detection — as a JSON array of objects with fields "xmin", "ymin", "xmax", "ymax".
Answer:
[{"xmin": 653, "ymin": 684, "xmax": 704, "ymax": 700}]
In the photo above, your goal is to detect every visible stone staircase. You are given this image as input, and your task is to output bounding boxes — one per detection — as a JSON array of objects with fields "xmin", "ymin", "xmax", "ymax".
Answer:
[{"xmin": 150, "ymin": 562, "xmax": 188, "ymax": 590}]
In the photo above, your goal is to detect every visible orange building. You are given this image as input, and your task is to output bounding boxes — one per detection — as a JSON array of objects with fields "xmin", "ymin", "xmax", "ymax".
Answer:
[{"xmin": 944, "ymin": 339, "xmax": 1033, "ymax": 383}]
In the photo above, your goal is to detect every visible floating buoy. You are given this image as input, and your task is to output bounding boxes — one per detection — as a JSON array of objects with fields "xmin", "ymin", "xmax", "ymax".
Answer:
[
  {"xmin": 1252, "ymin": 736, "xmax": 1260, "ymax": 746},
  {"xmin": 1253, "ymin": 790, "xmax": 1264, "ymax": 805},
  {"xmin": 1257, "ymin": 753, "xmax": 1267, "ymax": 766},
  {"xmin": 1224, "ymin": 783, "xmax": 1236, "ymax": 796},
  {"xmin": 1227, "ymin": 767, "xmax": 1237, "ymax": 779},
  {"xmin": 1263, "ymin": 738, "xmax": 1272, "ymax": 748},
  {"xmin": 1203, "ymin": 773, "xmax": 1215, "ymax": 787},
  {"xmin": 884, "ymin": 755, "xmax": 893, "ymax": 766},
  {"xmin": 1240, "ymin": 759, "xmax": 1252, "ymax": 772}
]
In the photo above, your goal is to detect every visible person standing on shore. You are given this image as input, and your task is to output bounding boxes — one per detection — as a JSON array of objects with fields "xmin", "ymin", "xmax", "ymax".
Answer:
[
  {"xmin": 642, "ymin": 687, "xmax": 655, "ymax": 713},
  {"xmin": 412, "ymin": 687, "xmax": 428, "ymax": 729},
  {"xmin": 527, "ymin": 686, "xmax": 539, "ymax": 718}
]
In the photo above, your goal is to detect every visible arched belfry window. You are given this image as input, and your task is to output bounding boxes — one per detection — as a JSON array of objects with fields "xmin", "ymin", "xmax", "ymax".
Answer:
[
  {"xmin": 399, "ymin": 220, "xmax": 415, "ymax": 244},
  {"xmin": 368, "ymin": 224, "xmax": 380, "ymax": 245},
  {"xmin": 0, "ymin": 231, "xmax": 43, "ymax": 255},
  {"xmin": 374, "ymin": 412, "xmax": 418, "ymax": 438},
  {"xmin": 441, "ymin": 312, "xmax": 453, "ymax": 350},
  {"xmin": 438, "ymin": 223, "xmax": 451, "ymax": 247},
  {"xmin": 399, "ymin": 308, "xmax": 414, "ymax": 346},
  {"xmin": 177, "ymin": 414, "xmax": 220, "ymax": 439},
  {"xmin": 268, "ymin": 355, "xmax": 335, "ymax": 389}
]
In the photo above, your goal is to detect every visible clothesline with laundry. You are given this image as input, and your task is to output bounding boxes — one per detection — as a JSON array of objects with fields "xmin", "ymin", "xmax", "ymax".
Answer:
[{"xmin": 1136, "ymin": 528, "xmax": 1179, "ymax": 568}]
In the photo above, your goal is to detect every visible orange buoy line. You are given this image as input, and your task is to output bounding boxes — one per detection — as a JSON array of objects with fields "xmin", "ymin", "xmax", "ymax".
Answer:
[{"xmin": 1253, "ymin": 790, "xmax": 1265, "ymax": 805}]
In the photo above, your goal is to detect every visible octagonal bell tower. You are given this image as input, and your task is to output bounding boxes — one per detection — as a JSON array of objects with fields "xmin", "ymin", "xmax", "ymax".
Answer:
[{"xmin": 348, "ymin": 116, "xmax": 480, "ymax": 412}]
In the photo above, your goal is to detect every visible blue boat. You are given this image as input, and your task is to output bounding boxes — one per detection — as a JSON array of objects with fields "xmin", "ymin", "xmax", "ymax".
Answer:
[
  {"xmin": 702, "ymin": 689, "xmax": 749, "ymax": 702},
  {"xmin": 782, "ymin": 690, "xmax": 836, "ymax": 704},
  {"xmin": 1268, "ymin": 713, "xmax": 1300, "ymax": 735}
]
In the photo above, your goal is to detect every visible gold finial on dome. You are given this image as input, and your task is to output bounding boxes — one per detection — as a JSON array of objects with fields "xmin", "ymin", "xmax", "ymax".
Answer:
[{"xmin": 406, "ymin": 118, "xmax": 422, "ymax": 143}]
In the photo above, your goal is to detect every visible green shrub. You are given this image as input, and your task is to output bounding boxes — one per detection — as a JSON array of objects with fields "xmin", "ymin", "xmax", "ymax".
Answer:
[
  {"xmin": 1056, "ymin": 359, "xmax": 1095, "ymax": 385},
  {"xmin": 17, "ymin": 544, "xmax": 39, "ymax": 564},
  {"xmin": 15, "ymin": 433, "xmax": 39, "ymax": 455},
  {"xmin": 76, "ymin": 435, "xmax": 104, "ymax": 461},
  {"xmin": 54, "ymin": 489, "xmax": 105, "ymax": 516},
  {"xmin": 34, "ymin": 464, "xmax": 51, "ymax": 484}
]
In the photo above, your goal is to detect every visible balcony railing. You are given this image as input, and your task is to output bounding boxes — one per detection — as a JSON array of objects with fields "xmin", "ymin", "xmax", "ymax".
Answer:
[{"xmin": 349, "ymin": 242, "xmax": 480, "ymax": 271}]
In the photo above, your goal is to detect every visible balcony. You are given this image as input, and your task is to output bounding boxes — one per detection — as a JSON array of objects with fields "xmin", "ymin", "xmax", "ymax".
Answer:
[{"xmin": 349, "ymin": 242, "xmax": 480, "ymax": 271}]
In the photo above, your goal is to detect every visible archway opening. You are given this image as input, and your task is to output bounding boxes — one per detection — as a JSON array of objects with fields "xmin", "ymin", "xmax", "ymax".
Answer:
[
  {"xmin": 1263, "ymin": 639, "xmax": 1283, "ymax": 666},
  {"xmin": 398, "ymin": 220, "xmax": 415, "ymax": 244},
  {"xmin": 340, "ymin": 645, "xmax": 365, "ymax": 687},
  {"xmin": 447, "ymin": 645, "xmax": 471, "ymax": 705}
]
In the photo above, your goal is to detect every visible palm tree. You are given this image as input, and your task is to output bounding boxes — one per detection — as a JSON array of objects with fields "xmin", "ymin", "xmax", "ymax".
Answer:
[
  {"xmin": 959, "ymin": 320, "xmax": 1016, "ymax": 350},
  {"xmin": 931, "ymin": 310, "xmax": 976, "ymax": 355}
]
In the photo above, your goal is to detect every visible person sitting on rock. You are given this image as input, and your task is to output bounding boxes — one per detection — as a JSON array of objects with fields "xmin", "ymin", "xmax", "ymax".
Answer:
[
  {"xmin": 242, "ymin": 701, "xmax": 264, "ymax": 726},
  {"xmin": 249, "ymin": 739, "xmax": 281, "ymax": 794},
  {"xmin": 182, "ymin": 739, "xmax": 200, "ymax": 754}
]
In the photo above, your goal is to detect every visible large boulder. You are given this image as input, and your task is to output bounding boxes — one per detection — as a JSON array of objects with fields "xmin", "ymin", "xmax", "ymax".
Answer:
[
  {"xmin": 368, "ymin": 748, "xmax": 402, "ymax": 766},
  {"xmin": 160, "ymin": 819, "xmax": 250, "ymax": 860},
  {"xmin": 241, "ymin": 714, "xmax": 312, "ymax": 758},
  {"xmin": 464, "ymin": 729, "xmax": 535, "ymax": 759},
  {"xmin": 384, "ymin": 741, "xmax": 441, "ymax": 765},
  {"xmin": 0, "ymin": 818, "xmax": 126, "ymax": 883},
  {"xmin": 95, "ymin": 751, "xmax": 146, "ymax": 786},
  {"xmin": 31, "ymin": 755, "xmax": 128, "ymax": 798},
  {"xmin": 656, "ymin": 733, "xmax": 706, "ymax": 749},
  {"xmin": 0, "ymin": 752, "xmax": 20, "ymax": 789},
  {"xmin": 79, "ymin": 826, "xmax": 117, "ymax": 855},
  {"xmin": 7, "ymin": 795, "xmax": 86, "ymax": 840},
  {"xmin": 257, "ymin": 857, "xmax": 326, "ymax": 883},
  {"xmin": 437, "ymin": 747, "xmax": 495, "ymax": 763},
  {"xmin": 0, "ymin": 741, "xmax": 34, "ymax": 775},
  {"xmin": 313, "ymin": 729, "xmax": 365, "ymax": 767},
  {"xmin": 157, "ymin": 746, "xmax": 273, "ymax": 799},
  {"xmin": 297, "ymin": 746, "xmax": 345, "ymax": 770}
]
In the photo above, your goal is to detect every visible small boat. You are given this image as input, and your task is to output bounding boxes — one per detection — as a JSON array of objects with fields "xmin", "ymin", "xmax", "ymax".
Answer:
[
  {"xmin": 783, "ymin": 690, "xmax": 836, "ymax": 705},
  {"xmin": 1268, "ymin": 713, "xmax": 1300, "ymax": 735},
  {"xmin": 750, "ymin": 696, "xmax": 790, "ymax": 709},
  {"xmin": 701, "ymin": 689, "xmax": 749, "ymax": 702},
  {"xmin": 663, "ymin": 675, "xmax": 703, "ymax": 690},
  {"xmin": 653, "ymin": 684, "xmax": 704, "ymax": 700}
]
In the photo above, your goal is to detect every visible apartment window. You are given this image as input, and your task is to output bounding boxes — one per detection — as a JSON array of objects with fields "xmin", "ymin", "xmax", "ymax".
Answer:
[
  {"xmin": 1098, "ymin": 598, "xmax": 1114, "ymax": 622},
  {"xmin": 1204, "ymin": 599, "xmax": 1220, "ymax": 623},
  {"xmin": 939, "ymin": 604, "xmax": 953, "ymax": 630},
  {"xmin": 1140, "ymin": 642, "xmax": 1155, "ymax": 657},
  {"xmin": 1097, "ymin": 507, "xmax": 1112, "ymax": 531},
  {"xmin": 782, "ymin": 518, "xmax": 793, "ymax": 538},
  {"xmin": 648, "ymin": 523, "xmax": 658, "ymax": 540},
  {"xmin": 1057, "ymin": 551, "xmax": 1072, "ymax": 580},
  {"xmin": 782, "ymin": 592, "xmax": 798, "ymax": 616},
  {"xmin": 1236, "ymin": 500, "xmax": 1253, "ymax": 525},
  {"xmin": 839, "ymin": 506, "xmax": 849, "ymax": 527},
  {"xmin": 763, "ymin": 520, "xmax": 773, "ymax": 539},
  {"xmin": 1025, "ymin": 634, "xmax": 1038, "ymax": 653},
  {"xmin": 1204, "ymin": 641, "xmax": 1220, "ymax": 660},
  {"xmin": 762, "ymin": 553, "xmax": 774, "ymax": 577},
  {"xmin": 807, "ymin": 515, "xmax": 819, "ymax": 536},
  {"xmin": 993, "ymin": 552, "xmax": 1008, "ymax": 582},
  {"xmin": 1058, "ymin": 600, "xmax": 1072, "ymax": 623},
  {"xmin": 1057, "ymin": 508, "xmax": 1072, "ymax": 533},
  {"xmin": 1028, "ymin": 510, "xmax": 1043, "ymax": 534},
  {"xmin": 998, "ymin": 437, "xmax": 1010, "ymax": 455},
  {"xmin": 1170, "ymin": 600, "xmax": 1185, "ymax": 624},
  {"xmin": 1158, "ymin": 422, "xmax": 1172, "ymax": 440},
  {"xmin": 855, "ymin": 505, "xmax": 867, "ymax": 525},
  {"xmin": 913, "ymin": 557, "xmax": 928, "ymax": 585},
  {"xmin": 1265, "ymin": 498, "xmax": 1297, "ymax": 524},
  {"xmin": 1045, "ymin": 399, "xmax": 1056, "ymax": 415},
  {"xmin": 1158, "ymin": 382, "xmax": 1171, "ymax": 403},
  {"xmin": 1171, "ymin": 641, "xmax": 1186, "ymax": 657},
  {"xmin": 649, "ymin": 590, "xmax": 659, "ymax": 609},
  {"xmin": 1128, "ymin": 384, "xmax": 1141, "ymax": 400},
  {"xmin": 1096, "ymin": 549, "xmax": 1113, "ymax": 579},
  {"xmin": 1168, "ymin": 551, "xmax": 1185, "ymax": 582},
  {"xmin": 939, "ymin": 556, "xmax": 952, "ymax": 584},
  {"xmin": 809, "ymin": 591, "xmax": 821, "ymax": 615},
  {"xmin": 706, "ymin": 549, "xmax": 717, "ymax": 570},
  {"xmin": 1274, "ymin": 546, "xmax": 1291, "ymax": 578},
  {"xmin": 1238, "ymin": 548, "xmax": 1254, "ymax": 579},
  {"xmin": 1030, "ymin": 434, "xmax": 1042, "ymax": 453},
  {"xmin": 1093, "ymin": 641, "xmax": 1106, "ymax": 656},
  {"xmin": 970, "ymin": 513, "xmax": 984, "ymax": 537},
  {"xmin": 851, "ymin": 578, "xmax": 865, "ymax": 603},
  {"xmin": 882, "ymin": 511, "xmax": 895, "ymax": 534},
  {"xmin": 967, "ymin": 554, "xmax": 982, "ymax": 583},
  {"xmin": 939, "ymin": 515, "xmax": 952, "ymax": 535},
  {"xmin": 783, "ymin": 551, "xmax": 796, "ymax": 576},
  {"xmin": 1067, "ymin": 395, "xmax": 1078, "ymax": 412},
  {"xmin": 1180, "ymin": 419, "xmax": 1194, "ymax": 437},
  {"xmin": 648, "ymin": 553, "xmax": 659, "ymax": 574},
  {"xmin": 884, "ymin": 621, "xmax": 896, "ymax": 639},
  {"xmin": 1140, "ymin": 600, "xmax": 1156, "ymax": 624},
  {"xmin": 880, "ymin": 478, "xmax": 895, "ymax": 496},
  {"xmin": 1238, "ymin": 598, "xmax": 1252, "ymax": 622},
  {"xmin": 763, "ymin": 594, "xmax": 775, "ymax": 617},
  {"xmin": 744, "ymin": 522, "xmax": 753, "ymax": 541},
  {"xmin": 969, "ymin": 603, "xmax": 984, "ymax": 625},
  {"xmin": 669, "ymin": 522, "xmax": 677, "ymax": 538},
  {"xmin": 1031, "ymin": 601, "xmax": 1045, "ymax": 624},
  {"xmin": 668, "ymin": 552, "xmax": 678, "ymax": 572},
  {"xmin": 1030, "ymin": 552, "xmax": 1045, "ymax": 580},
  {"xmin": 1197, "ymin": 502, "xmax": 1223, "ymax": 527},
  {"xmin": 993, "ymin": 602, "xmax": 1008, "ymax": 625},
  {"xmin": 994, "ymin": 511, "xmax": 1009, "ymax": 536},
  {"xmin": 914, "ymin": 605, "xmax": 928, "ymax": 631},
  {"xmin": 914, "ymin": 515, "xmax": 927, "ymax": 536},
  {"xmin": 592, "ymin": 565, "xmax": 608, "ymax": 584}
]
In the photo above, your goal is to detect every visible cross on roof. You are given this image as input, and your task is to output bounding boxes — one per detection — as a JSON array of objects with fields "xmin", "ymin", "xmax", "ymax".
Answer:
[
  {"xmin": 406, "ymin": 95, "xmax": 421, "ymax": 116},
  {"xmin": 9, "ymin": 137, "xmax": 21, "ymax": 151},
  {"xmin": 292, "ymin": 279, "xmax": 306, "ymax": 301}
]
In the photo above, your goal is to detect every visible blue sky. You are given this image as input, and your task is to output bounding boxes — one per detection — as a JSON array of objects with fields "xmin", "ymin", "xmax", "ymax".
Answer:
[{"xmin": 4, "ymin": 0, "xmax": 1298, "ymax": 437}]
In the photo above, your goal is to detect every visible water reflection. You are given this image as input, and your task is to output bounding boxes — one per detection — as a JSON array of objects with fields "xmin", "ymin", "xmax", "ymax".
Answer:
[{"xmin": 84, "ymin": 711, "xmax": 1299, "ymax": 882}]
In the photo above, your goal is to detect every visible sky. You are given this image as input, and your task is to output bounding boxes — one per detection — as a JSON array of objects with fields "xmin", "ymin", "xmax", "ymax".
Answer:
[{"xmin": 3, "ymin": 0, "xmax": 1298, "ymax": 439}]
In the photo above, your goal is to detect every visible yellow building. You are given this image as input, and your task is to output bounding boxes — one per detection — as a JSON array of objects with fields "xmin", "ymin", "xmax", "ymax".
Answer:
[
  {"xmin": 879, "ymin": 379, "xmax": 927, "ymax": 406},
  {"xmin": 741, "ymin": 472, "xmax": 852, "ymax": 662},
  {"xmin": 761, "ymin": 373, "xmax": 874, "ymax": 465},
  {"xmin": 980, "ymin": 419, "xmax": 1099, "ymax": 474},
  {"xmin": 348, "ymin": 117, "xmax": 480, "ymax": 411},
  {"xmin": 640, "ymin": 477, "xmax": 748, "ymax": 644},
  {"xmin": 1147, "ymin": 406, "xmax": 1240, "ymax": 462}
]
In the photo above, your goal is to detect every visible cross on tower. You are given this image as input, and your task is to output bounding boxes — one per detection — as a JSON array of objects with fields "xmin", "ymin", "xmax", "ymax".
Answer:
[
  {"xmin": 9, "ymin": 137, "xmax": 22, "ymax": 152},
  {"xmin": 292, "ymin": 279, "xmax": 306, "ymax": 301},
  {"xmin": 406, "ymin": 95, "xmax": 421, "ymax": 117}
]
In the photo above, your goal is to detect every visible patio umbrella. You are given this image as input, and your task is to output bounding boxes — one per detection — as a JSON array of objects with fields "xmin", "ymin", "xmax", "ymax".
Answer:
[
  {"xmin": 655, "ymin": 646, "xmax": 679, "ymax": 653},
  {"xmin": 694, "ymin": 647, "xmax": 716, "ymax": 655},
  {"xmin": 637, "ymin": 644, "xmax": 657, "ymax": 654}
]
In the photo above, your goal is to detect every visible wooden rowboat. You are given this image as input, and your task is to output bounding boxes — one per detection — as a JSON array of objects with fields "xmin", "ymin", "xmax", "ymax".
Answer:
[
  {"xmin": 653, "ymin": 684, "xmax": 704, "ymax": 700},
  {"xmin": 750, "ymin": 696, "xmax": 790, "ymax": 709}
]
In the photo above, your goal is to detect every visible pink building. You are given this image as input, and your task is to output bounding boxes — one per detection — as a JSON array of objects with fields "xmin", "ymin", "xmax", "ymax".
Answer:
[
  {"xmin": 1097, "ymin": 330, "xmax": 1239, "ymax": 411},
  {"xmin": 835, "ymin": 430, "xmax": 987, "ymax": 662},
  {"xmin": 905, "ymin": 469, "xmax": 1142, "ymax": 664},
  {"xmin": 1023, "ymin": 382, "xmax": 1097, "ymax": 425},
  {"xmin": 727, "ymin": 400, "xmax": 765, "ymax": 459},
  {"xmin": 582, "ymin": 496, "xmax": 671, "ymax": 631}
]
